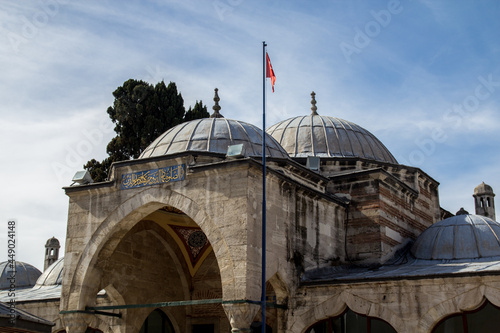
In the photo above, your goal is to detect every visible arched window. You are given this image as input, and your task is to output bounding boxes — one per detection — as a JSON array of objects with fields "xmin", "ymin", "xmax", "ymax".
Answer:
[
  {"xmin": 481, "ymin": 198, "xmax": 485, "ymax": 208},
  {"xmin": 305, "ymin": 308, "xmax": 396, "ymax": 333},
  {"xmin": 139, "ymin": 309, "xmax": 175, "ymax": 333},
  {"xmin": 487, "ymin": 197, "xmax": 491, "ymax": 208},
  {"xmin": 432, "ymin": 300, "xmax": 500, "ymax": 333}
]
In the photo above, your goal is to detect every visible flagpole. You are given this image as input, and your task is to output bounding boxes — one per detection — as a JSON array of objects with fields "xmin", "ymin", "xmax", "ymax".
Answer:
[{"xmin": 261, "ymin": 40, "xmax": 267, "ymax": 333}]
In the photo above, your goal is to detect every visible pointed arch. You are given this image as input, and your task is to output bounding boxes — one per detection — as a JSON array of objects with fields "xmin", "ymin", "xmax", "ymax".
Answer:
[
  {"xmin": 418, "ymin": 284, "xmax": 500, "ymax": 332},
  {"xmin": 267, "ymin": 272, "xmax": 290, "ymax": 303},
  {"xmin": 287, "ymin": 290, "xmax": 404, "ymax": 333},
  {"xmin": 62, "ymin": 186, "xmax": 236, "ymax": 311},
  {"xmin": 139, "ymin": 308, "xmax": 175, "ymax": 333}
]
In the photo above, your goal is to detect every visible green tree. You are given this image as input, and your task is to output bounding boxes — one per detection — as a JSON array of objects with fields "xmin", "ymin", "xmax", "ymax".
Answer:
[
  {"xmin": 184, "ymin": 100, "xmax": 208, "ymax": 122},
  {"xmin": 84, "ymin": 79, "xmax": 209, "ymax": 182}
]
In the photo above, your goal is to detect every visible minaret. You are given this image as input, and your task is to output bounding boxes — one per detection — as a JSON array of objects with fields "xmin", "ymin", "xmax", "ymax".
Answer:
[
  {"xmin": 44, "ymin": 237, "xmax": 60, "ymax": 270},
  {"xmin": 473, "ymin": 182, "xmax": 496, "ymax": 220}
]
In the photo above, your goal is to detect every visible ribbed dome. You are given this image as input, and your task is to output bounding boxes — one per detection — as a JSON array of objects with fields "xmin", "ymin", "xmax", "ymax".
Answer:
[
  {"xmin": 0, "ymin": 261, "xmax": 42, "ymax": 290},
  {"xmin": 35, "ymin": 257, "xmax": 63, "ymax": 287},
  {"xmin": 411, "ymin": 215, "xmax": 500, "ymax": 260},
  {"xmin": 140, "ymin": 118, "xmax": 289, "ymax": 159},
  {"xmin": 266, "ymin": 115, "xmax": 397, "ymax": 164},
  {"xmin": 474, "ymin": 182, "xmax": 494, "ymax": 195}
]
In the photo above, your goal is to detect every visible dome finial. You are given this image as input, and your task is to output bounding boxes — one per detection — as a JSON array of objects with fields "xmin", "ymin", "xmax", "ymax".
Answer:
[
  {"xmin": 456, "ymin": 207, "xmax": 469, "ymax": 215},
  {"xmin": 210, "ymin": 88, "xmax": 224, "ymax": 118},
  {"xmin": 310, "ymin": 91, "xmax": 318, "ymax": 115}
]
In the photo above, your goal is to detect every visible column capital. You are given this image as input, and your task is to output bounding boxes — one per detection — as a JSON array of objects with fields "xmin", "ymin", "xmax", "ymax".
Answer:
[
  {"xmin": 60, "ymin": 312, "xmax": 92, "ymax": 333},
  {"xmin": 223, "ymin": 302, "xmax": 260, "ymax": 332}
]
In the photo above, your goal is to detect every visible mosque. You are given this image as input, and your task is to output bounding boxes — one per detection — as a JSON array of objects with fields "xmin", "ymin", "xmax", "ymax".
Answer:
[{"xmin": 1, "ymin": 90, "xmax": 500, "ymax": 333}]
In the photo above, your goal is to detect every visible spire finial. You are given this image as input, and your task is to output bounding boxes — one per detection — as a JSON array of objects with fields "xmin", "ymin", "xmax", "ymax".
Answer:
[
  {"xmin": 210, "ymin": 88, "xmax": 224, "ymax": 118},
  {"xmin": 311, "ymin": 91, "xmax": 318, "ymax": 115}
]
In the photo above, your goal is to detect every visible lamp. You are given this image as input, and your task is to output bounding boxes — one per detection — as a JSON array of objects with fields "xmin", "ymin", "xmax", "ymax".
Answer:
[
  {"xmin": 71, "ymin": 170, "xmax": 94, "ymax": 185},
  {"xmin": 226, "ymin": 144, "xmax": 245, "ymax": 159}
]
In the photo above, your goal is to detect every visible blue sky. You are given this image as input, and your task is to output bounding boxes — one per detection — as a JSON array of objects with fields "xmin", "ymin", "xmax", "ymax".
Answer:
[{"xmin": 1, "ymin": 0, "xmax": 499, "ymax": 269}]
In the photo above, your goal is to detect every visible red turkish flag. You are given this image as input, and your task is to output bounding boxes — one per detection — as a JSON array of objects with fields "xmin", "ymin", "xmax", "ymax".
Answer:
[{"xmin": 266, "ymin": 52, "xmax": 276, "ymax": 92}]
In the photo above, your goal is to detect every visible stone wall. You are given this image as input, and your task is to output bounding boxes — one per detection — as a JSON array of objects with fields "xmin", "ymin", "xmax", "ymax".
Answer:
[
  {"xmin": 327, "ymin": 162, "xmax": 440, "ymax": 264},
  {"xmin": 16, "ymin": 300, "xmax": 62, "ymax": 330},
  {"xmin": 287, "ymin": 275, "xmax": 500, "ymax": 333}
]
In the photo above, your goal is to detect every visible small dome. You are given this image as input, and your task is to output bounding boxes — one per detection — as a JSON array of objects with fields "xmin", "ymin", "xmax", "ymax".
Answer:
[
  {"xmin": 267, "ymin": 115, "xmax": 397, "ymax": 163},
  {"xmin": 45, "ymin": 237, "xmax": 60, "ymax": 247},
  {"xmin": 35, "ymin": 257, "xmax": 64, "ymax": 287},
  {"xmin": 140, "ymin": 118, "xmax": 289, "ymax": 159},
  {"xmin": 474, "ymin": 182, "xmax": 494, "ymax": 195},
  {"xmin": 411, "ymin": 215, "xmax": 500, "ymax": 260},
  {"xmin": 0, "ymin": 261, "xmax": 42, "ymax": 290}
]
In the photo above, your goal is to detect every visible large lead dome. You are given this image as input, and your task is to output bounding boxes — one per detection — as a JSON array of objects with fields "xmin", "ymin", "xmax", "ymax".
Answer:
[
  {"xmin": 140, "ymin": 118, "xmax": 288, "ymax": 159},
  {"xmin": 266, "ymin": 92, "xmax": 397, "ymax": 164},
  {"xmin": 140, "ymin": 89, "xmax": 288, "ymax": 159}
]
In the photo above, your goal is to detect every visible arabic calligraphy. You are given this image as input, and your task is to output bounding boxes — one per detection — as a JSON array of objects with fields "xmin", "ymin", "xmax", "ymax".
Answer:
[{"xmin": 121, "ymin": 164, "xmax": 186, "ymax": 190}]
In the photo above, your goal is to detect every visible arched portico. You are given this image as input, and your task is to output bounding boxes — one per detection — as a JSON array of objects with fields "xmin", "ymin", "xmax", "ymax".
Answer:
[{"xmin": 61, "ymin": 183, "xmax": 259, "ymax": 332}]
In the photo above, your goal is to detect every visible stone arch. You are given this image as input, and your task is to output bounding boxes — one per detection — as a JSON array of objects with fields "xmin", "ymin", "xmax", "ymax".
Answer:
[
  {"xmin": 98, "ymin": 284, "xmax": 126, "ymax": 333},
  {"xmin": 63, "ymin": 186, "xmax": 235, "ymax": 312},
  {"xmin": 421, "ymin": 284, "xmax": 500, "ymax": 333},
  {"xmin": 142, "ymin": 223, "xmax": 191, "ymax": 300},
  {"xmin": 111, "ymin": 222, "xmax": 191, "ymax": 333},
  {"xmin": 340, "ymin": 291, "xmax": 403, "ymax": 331},
  {"xmin": 267, "ymin": 272, "xmax": 289, "ymax": 302},
  {"xmin": 289, "ymin": 290, "xmax": 404, "ymax": 333},
  {"xmin": 138, "ymin": 308, "xmax": 179, "ymax": 333},
  {"xmin": 287, "ymin": 291, "xmax": 345, "ymax": 333},
  {"xmin": 258, "ymin": 273, "xmax": 290, "ymax": 331},
  {"xmin": 87, "ymin": 316, "xmax": 117, "ymax": 333}
]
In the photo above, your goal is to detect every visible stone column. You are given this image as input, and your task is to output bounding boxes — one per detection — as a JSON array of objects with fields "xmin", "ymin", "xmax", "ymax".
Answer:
[
  {"xmin": 223, "ymin": 303, "xmax": 260, "ymax": 332},
  {"xmin": 60, "ymin": 312, "xmax": 92, "ymax": 333}
]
